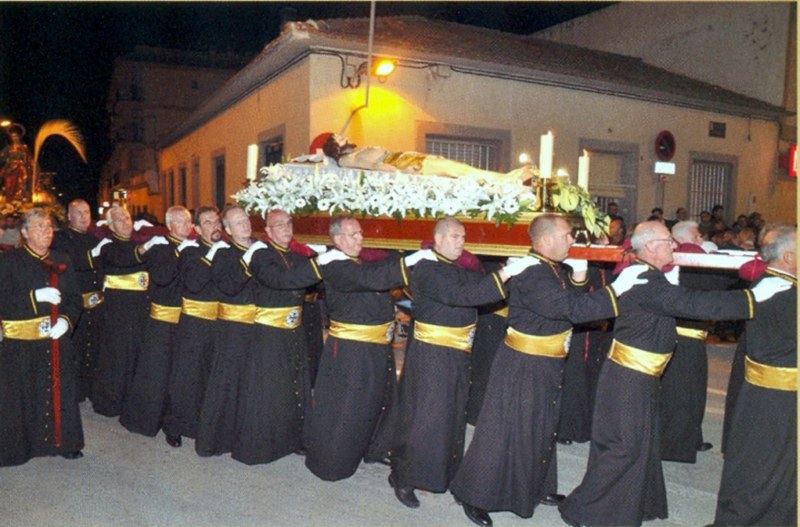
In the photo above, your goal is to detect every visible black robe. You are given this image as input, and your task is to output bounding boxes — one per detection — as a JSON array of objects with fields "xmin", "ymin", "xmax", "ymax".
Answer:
[
  {"xmin": 392, "ymin": 252, "xmax": 507, "ymax": 492},
  {"xmin": 91, "ymin": 234, "xmax": 150, "ymax": 417},
  {"xmin": 52, "ymin": 225, "xmax": 104, "ymax": 401},
  {"xmin": 560, "ymin": 261, "xmax": 754, "ymax": 527},
  {"xmin": 195, "ymin": 240, "xmax": 255, "ymax": 457},
  {"xmin": 0, "ymin": 245, "xmax": 84, "ymax": 466},
  {"xmin": 714, "ymin": 270, "xmax": 796, "ymax": 527},
  {"xmin": 162, "ymin": 239, "xmax": 220, "ymax": 440},
  {"xmin": 231, "ymin": 240, "xmax": 321, "ymax": 465},
  {"xmin": 304, "ymin": 254, "xmax": 407, "ymax": 481},
  {"xmin": 450, "ymin": 252, "xmax": 618, "ymax": 518},
  {"xmin": 119, "ymin": 235, "xmax": 182, "ymax": 437}
]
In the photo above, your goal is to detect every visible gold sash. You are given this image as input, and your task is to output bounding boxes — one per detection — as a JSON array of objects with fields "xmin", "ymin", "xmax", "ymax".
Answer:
[
  {"xmin": 82, "ymin": 291, "xmax": 104, "ymax": 309},
  {"xmin": 745, "ymin": 356, "xmax": 797, "ymax": 392},
  {"xmin": 104, "ymin": 271, "xmax": 149, "ymax": 291},
  {"xmin": 494, "ymin": 306, "xmax": 509, "ymax": 318},
  {"xmin": 503, "ymin": 327, "xmax": 571, "ymax": 358},
  {"xmin": 328, "ymin": 320, "xmax": 394, "ymax": 345},
  {"xmin": 181, "ymin": 298, "xmax": 218, "ymax": 321},
  {"xmin": 218, "ymin": 303, "xmax": 257, "ymax": 324},
  {"xmin": 150, "ymin": 303, "xmax": 181, "ymax": 324},
  {"xmin": 414, "ymin": 321, "xmax": 477, "ymax": 352},
  {"xmin": 608, "ymin": 340, "xmax": 672, "ymax": 377},
  {"xmin": 254, "ymin": 306, "xmax": 303, "ymax": 330},
  {"xmin": 676, "ymin": 326, "xmax": 708, "ymax": 340},
  {"xmin": 2, "ymin": 316, "xmax": 52, "ymax": 340}
]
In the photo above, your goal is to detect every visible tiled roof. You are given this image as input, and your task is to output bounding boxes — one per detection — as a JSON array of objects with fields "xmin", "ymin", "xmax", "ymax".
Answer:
[{"xmin": 161, "ymin": 15, "xmax": 787, "ymax": 147}]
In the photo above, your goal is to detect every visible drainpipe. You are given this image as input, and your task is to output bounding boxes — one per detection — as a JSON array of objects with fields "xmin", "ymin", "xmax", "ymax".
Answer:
[{"xmin": 338, "ymin": 0, "xmax": 376, "ymax": 136}]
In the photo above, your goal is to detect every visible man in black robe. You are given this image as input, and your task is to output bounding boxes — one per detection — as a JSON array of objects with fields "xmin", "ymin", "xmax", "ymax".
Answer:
[
  {"xmin": 713, "ymin": 224, "xmax": 796, "ymax": 527},
  {"xmin": 90, "ymin": 205, "xmax": 153, "ymax": 417},
  {"xmin": 389, "ymin": 217, "xmax": 535, "ymax": 509},
  {"xmin": 0, "ymin": 207, "xmax": 84, "ymax": 465},
  {"xmin": 162, "ymin": 206, "xmax": 222, "ymax": 448},
  {"xmin": 195, "ymin": 206, "xmax": 256, "ymax": 457},
  {"xmin": 304, "ymin": 214, "xmax": 433, "ymax": 481},
  {"xmin": 450, "ymin": 214, "xmax": 645, "ymax": 526},
  {"xmin": 559, "ymin": 221, "xmax": 790, "ymax": 527},
  {"xmin": 231, "ymin": 209, "xmax": 323, "ymax": 465},
  {"xmin": 51, "ymin": 199, "xmax": 104, "ymax": 402},
  {"xmin": 119, "ymin": 206, "xmax": 192, "ymax": 437}
]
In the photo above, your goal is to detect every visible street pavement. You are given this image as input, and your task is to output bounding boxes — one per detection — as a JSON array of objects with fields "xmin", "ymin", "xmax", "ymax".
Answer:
[{"xmin": 2, "ymin": 342, "xmax": 737, "ymax": 527}]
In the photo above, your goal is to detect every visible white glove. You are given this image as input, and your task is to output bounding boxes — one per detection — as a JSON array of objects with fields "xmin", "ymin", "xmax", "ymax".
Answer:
[
  {"xmin": 47, "ymin": 318, "xmax": 69, "ymax": 340},
  {"xmin": 306, "ymin": 243, "xmax": 328, "ymax": 255},
  {"xmin": 664, "ymin": 265, "xmax": 680, "ymax": 286},
  {"xmin": 751, "ymin": 276, "xmax": 792, "ymax": 303},
  {"xmin": 242, "ymin": 241, "xmax": 268, "ymax": 266},
  {"xmin": 95, "ymin": 219, "xmax": 108, "ymax": 227},
  {"xmin": 403, "ymin": 249, "xmax": 436, "ymax": 267},
  {"xmin": 317, "ymin": 249, "xmax": 349, "ymax": 266},
  {"xmin": 35, "ymin": 287, "xmax": 62, "ymax": 305},
  {"xmin": 610, "ymin": 264, "xmax": 649, "ymax": 296},
  {"xmin": 177, "ymin": 239, "xmax": 199, "ymax": 253},
  {"xmin": 90, "ymin": 238, "xmax": 112, "ymax": 258},
  {"xmin": 205, "ymin": 240, "xmax": 230, "ymax": 261},
  {"xmin": 133, "ymin": 219, "xmax": 154, "ymax": 231},
  {"xmin": 563, "ymin": 258, "xmax": 588, "ymax": 273},
  {"xmin": 503, "ymin": 255, "xmax": 540, "ymax": 277},
  {"xmin": 142, "ymin": 235, "xmax": 168, "ymax": 253}
]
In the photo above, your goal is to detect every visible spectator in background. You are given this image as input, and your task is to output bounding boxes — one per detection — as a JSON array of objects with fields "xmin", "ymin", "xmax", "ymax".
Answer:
[
  {"xmin": 735, "ymin": 228, "xmax": 757, "ymax": 251},
  {"xmin": 606, "ymin": 202, "xmax": 624, "ymax": 224},
  {"xmin": 0, "ymin": 213, "xmax": 21, "ymax": 247},
  {"xmin": 650, "ymin": 208, "xmax": 664, "ymax": 224},
  {"xmin": 665, "ymin": 207, "xmax": 688, "ymax": 230},
  {"xmin": 711, "ymin": 205, "xmax": 727, "ymax": 228},
  {"xmin": 608, "ymin": 218, "xmax": 626, "ymax": 245},
  {"xmin": 731, "ymin": 214, "xmax": 748, "ymax": 234},
  {"xmin": 698, "ymin": 210, "xmax": 714, "ymax": 237}
]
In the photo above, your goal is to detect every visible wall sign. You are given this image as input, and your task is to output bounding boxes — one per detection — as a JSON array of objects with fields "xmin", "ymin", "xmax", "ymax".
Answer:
[{"xmin": 654, "ymin": 130, "xmax": 676, "ymax": 161}]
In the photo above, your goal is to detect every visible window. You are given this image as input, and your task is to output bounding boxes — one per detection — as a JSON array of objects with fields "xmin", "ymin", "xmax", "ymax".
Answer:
[
  {"xmin": 262, "ymin": 136, "xmax": 284, "ymax": 166},
  {"xmin": 168, "ymin": 170, "xmax": 175, "ymax": 206},
  {"xmin": 191, "ymin": 157, "xmax": 200, "ymax": 209},
  {"xmin": 689, "ymin": 159, "xmax": 732, "ymax": 220},
  {"xmin": 425, "ymin": 135, "xmax": 499, "ymax": 171},
  {"xmin": 213, "ymin": 155, "xmax": 226, "ymax": 209},
  {"xmin": 179, "ymin": 166, "xmax": 187, "ymax": 206}
]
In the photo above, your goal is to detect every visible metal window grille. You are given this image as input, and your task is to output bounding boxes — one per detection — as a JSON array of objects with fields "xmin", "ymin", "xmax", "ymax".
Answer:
[
  {"xmin": 214, "ymin": 156, "xmax": 226, "ymax": 209},
  {"xmin": 425, "ymin": 135, "xmax": 499, "ymax": 171},
  {"xmin": 689, "ymin": 160, "xmax": 730, "ymax": 219}
]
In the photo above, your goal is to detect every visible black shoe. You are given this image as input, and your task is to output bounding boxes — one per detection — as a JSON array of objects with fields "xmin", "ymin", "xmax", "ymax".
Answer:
[
  {"xmin": 698, "ymin": 442, "xmax": 713, "ymax": 452},
  {"xmin": 462, "ymin": 503, "xmax": 493, "ymax": 527},
  {"xmin": 557, "ymin": 438, "xmax": 573, "ymax": 445},
  {"xmin": 165, "ymin": 434, "xmax": 182, "ymax": 448},
  {"xmin": 540, "ymin": 493, "xmax": 566, "ymax": 506},
  {"xmin": 61, "ymin": 450, "xmax": 83, "ymax": 460},
  {"xmin": 388, "ymin": 473, "xmax": 420, "ymax": 509},
  {"xmin": 294, "ymin": 446, "xmax": 308, "ymax": 456},
  {"xmin": 364, "ymin": 456, "xmax": 391, "ymax": 466}
]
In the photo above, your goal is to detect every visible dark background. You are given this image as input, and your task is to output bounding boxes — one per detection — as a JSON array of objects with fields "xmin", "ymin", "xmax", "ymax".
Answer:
[{"xmin": 0, "ymin": 2, "xmax": 612, "ymax": 204}]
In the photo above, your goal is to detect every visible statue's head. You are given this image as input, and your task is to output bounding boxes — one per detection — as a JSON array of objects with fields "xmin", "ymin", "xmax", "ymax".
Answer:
[{"xmin": 322, "ymin": 133, "xmax": 356, "ymax": 160}]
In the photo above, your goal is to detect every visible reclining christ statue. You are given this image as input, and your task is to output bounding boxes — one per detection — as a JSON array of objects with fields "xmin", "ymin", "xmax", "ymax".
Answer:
[{"xmin": 317, "ymin": 133, "xmax": 532, "ymax": 184}]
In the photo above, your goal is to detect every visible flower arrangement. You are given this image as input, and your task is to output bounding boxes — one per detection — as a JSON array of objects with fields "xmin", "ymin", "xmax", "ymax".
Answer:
[
  {"xmin": 235, "ymin": 164, "xmax": 539, "ymax": 228},
  {"xmin": 549, "ymin": 177, "xmax": 610, "ymax": 236}
]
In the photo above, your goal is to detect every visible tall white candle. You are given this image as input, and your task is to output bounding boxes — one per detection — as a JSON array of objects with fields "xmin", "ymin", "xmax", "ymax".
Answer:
[
  {"xmin": 578, "ymin": 150, "xmax": 590, "ymax": 190},
  {"xmin": 539, "ymin": 131, "xmax": 553, "ymax": 179},
  {"xmin": 246, "ymin": 144, "xmax": 258, "ymax": 182}
]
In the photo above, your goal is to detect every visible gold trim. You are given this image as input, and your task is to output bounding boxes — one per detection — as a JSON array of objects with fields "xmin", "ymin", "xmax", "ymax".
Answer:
[
  {"xmin": 414, "ymin": 321, "xmax": 476, "ymax": 352},
  {"xmin": 218, "ymin": 303, "xmax": 257, "ymax": 324},
  {"xmin": 150, "ymin": 303, "xmax": 181, "ymax": 324},
  {"xmin": 745, "ymin": 356, "xmax": 797, "ymax": 391},
  {"xmin": 608, "ymin": 339, "xmax": 672, "ymax": 377},
  {"xmin": 254, "ymin": 306, "xmax": 302, "ymax": 329},
  {"xmin": 328, "ymin": 320, "xmax": 393, "ymax": 345},
  {"xmin": 82, "ymin": 291, "xmax": 104, "ymax": 309},
  {"xmin": 2, "ymin": 316, "xmax": 52, "ymax": 340},
  {"xmin": 503, "ymin": 326, "xmax": 571, "ymax": 358},
  {"xmin": 104, "ymin": 272, "xmax": 149, "ymax": 291},
  {"xmin": 676, "ymin": 326, "xmax": 708, "ymax": 340},
  {"xmin": 181, "ymin": 298, "xmax": 218, "ymax": 321}
]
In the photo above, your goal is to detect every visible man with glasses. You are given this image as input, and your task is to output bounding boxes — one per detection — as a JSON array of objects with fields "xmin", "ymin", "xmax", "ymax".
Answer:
[
  {"xmin": 231, "ymin": 209, "xmax": 324, "ymax": 465},
  {"xmin": 560, "ymin": 221, "xmax": 791, "ymax": 527}
]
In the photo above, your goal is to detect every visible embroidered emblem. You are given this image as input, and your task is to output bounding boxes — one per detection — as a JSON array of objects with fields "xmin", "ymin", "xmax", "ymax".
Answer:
[
  {"xmin": 38, "ymin": 319, "xmax": 51, "ymax": 337},
  {"xmin": 286, "ymin": 308, "xmax": 300, "ymax": 327},
  {"xmin": 137, "ymin": 273, "xmax": 149, "ymax": 289},
  {"xmin": 467, "ymin": 327, "xmax": 477, "ymax": 348}
]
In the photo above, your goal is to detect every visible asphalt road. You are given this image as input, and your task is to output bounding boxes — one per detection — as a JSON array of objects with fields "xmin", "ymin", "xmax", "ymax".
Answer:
[{"xmin": 2, "ymin": 342, "xmax": 737, "ymax": 527}]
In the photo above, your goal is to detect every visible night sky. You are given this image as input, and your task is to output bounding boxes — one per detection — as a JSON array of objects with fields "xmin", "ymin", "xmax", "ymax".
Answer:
[{"xmin": 0, "ymin": 2, "xmax": 612, "ymax": 205}]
